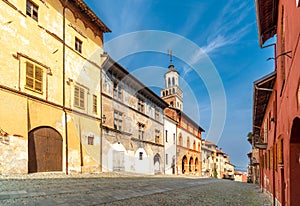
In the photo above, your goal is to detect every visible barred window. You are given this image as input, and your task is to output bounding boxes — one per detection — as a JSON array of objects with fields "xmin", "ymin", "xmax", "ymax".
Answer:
[
  {"xmin": 87, "ymin": 136, "xmax": 94, "ymax": 145},
  {"xmin": 114, "ymin": 111, "xmax": 123, "ymax": 131},
  {"xmin": 74, "ymin": 85, "xmax": 85, "ymax": 109},
  {"xmin": 26, "ymin": 0, "xmax": 38, "ymax": 21},
  {"xmin": 75, "ymin": 37, "xmax": 82, "ymax": 53},
  {"xmin": 26, "ymin": 62, "xmax": 43, "ymax": 93}
]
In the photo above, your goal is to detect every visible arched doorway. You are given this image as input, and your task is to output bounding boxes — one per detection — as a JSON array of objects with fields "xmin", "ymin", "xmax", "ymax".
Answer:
[
  {"xmin": 195, "ymin": 158, "xmax": 199, "ymax": 173},
  {"xmin": 290, "ymin": 117, "xmax": 300, "ymax": 206},
  {"xmin": 110, "ymin": 142, "xmax": 126, "ymax": 172},
  {"xmin": 154, "ymin": 153, "xmax": 161, "ymax": 174},
  {"xmin": 28, "ymin": 127, "xmax": 62, "ymax": 173},
  {"xmin": 182, "ymin": 155, "xmax": 187, "ymax": 174},
  {"xmin": 189, "ymin": 157, "xmax": 194, "ymax": 173}
]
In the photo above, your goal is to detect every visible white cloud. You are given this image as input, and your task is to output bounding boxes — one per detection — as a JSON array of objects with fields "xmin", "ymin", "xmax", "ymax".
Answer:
[{"xmin": 200, "ymin": 1, "xmax": 254, "ymax": 55}]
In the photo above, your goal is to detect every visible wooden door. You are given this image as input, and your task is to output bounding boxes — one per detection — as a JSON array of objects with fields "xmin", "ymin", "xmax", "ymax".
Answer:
[
  {"xmin": 113, "ymin": 151, "xmax": 125, "ymax": 171},
  {"xmin": 28, "ymin": 127, "xmax": 62, "ymax": 173}
]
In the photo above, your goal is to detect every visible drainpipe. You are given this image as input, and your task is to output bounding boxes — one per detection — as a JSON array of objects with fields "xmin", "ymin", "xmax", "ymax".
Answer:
[
  {"xmin": 163, "ymin": 114, "xmax": 165, "ymax": 175},
  {"xmin": 100, "ymin": 55, "xmax": 103, "ymax": 172},
  {"xmin": 272, "ymin": 90, "xmax": 277, "ymax": 206},
  {"xmin": 176, "ymin": 120, "xmax": 178, "ymax": 175},
  {"xmin": 63, "ymin": 0, "xmax": 68, "ymax": 175}
]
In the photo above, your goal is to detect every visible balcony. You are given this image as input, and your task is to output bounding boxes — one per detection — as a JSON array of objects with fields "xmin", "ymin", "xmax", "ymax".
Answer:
[{"xmin": 253, "ymin": 135, "xmax": 267, "ymax": 150}]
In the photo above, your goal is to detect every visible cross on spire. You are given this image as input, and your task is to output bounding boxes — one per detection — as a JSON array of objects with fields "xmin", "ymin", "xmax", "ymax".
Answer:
[{"xmin": 167, "ymin": 49, "xmax": 173, "ymax": 65}]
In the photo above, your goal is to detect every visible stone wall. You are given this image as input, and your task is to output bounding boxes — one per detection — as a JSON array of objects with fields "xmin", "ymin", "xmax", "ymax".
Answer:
[{"xmin": 0, "ymin": 134, "xmax": 27, "ymax": 174}]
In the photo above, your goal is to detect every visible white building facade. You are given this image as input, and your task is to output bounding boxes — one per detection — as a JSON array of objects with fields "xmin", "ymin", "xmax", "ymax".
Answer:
[{"xmin": 164, "ymin": 116, "xmax": 177, "ymax": 175}]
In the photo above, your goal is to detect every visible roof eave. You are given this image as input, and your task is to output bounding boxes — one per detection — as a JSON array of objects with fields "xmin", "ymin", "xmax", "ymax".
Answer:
[
  {"xmin": 255, "ymin": 0, "xmax": 278, "ymax": 48},
  {"xmin": 255, "ymin": 0, "xmax": 264, "ymax": 47},
  {"xmin": 67, "ymin": 0, "xmax": 111, "ymax": 33},
  {"xmin": 252, "ymin": 71, "xmax": 276, "ymax": 135},
  {"xmin": 102, "ymin": 55, "xmax": 169, "ymax": 109}
]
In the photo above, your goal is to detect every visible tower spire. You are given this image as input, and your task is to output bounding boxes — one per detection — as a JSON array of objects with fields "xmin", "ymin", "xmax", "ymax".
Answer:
[{"xmin": 161, "ymin": 50, "xmax": 183, "ymax": 110}]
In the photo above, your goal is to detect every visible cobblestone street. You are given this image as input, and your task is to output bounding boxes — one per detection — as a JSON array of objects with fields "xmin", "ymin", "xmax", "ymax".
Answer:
[{"xmin": 0, "ymin": 173, "xmax": 270, "ymax": 206}]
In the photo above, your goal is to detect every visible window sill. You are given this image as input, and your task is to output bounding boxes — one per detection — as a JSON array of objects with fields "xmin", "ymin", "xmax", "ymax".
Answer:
[{"xmin": 25, "ymin": 86, "xmax": 43, "ymax": 94}]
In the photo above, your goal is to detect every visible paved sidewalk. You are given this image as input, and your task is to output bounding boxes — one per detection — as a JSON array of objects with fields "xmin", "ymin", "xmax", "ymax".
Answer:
[{"xmin": 0, "ymin": 173, "xmax": 270, "ymax": 206}]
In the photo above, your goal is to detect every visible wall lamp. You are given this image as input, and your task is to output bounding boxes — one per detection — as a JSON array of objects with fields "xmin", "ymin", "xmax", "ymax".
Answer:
[{"xmin": 101, "ymin": 115, "xmax": 106, "ymax": 124}]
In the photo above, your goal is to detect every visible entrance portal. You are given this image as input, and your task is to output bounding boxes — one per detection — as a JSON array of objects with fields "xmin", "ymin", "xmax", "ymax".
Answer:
[
  {"xmin": 290, "ymin": 117, "xmax": 300, "ymax": 206},
  {"xmin": 28, "ymin": 127, "xmax": 62, "ymax": 173}
]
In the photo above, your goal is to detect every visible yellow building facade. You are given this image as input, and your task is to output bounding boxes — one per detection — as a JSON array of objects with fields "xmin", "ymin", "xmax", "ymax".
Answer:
[{"xmin": 0, "ymin": 0, "xmax": 110, "ymax": 174}]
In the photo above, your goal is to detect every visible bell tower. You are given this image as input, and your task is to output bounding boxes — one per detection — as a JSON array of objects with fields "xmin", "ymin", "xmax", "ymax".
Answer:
[{"xmin": 161, "ymin": 50, "xmax": 183, "ymax": 110}]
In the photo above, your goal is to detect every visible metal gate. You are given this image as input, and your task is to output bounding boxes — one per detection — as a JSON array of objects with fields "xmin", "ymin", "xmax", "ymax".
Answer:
[
  {"xmin": 28, "ymin": 127, "xmax": 62, "ymax": 173},
  {"xmin": 113, "ymin": 151, "xmax": 125, "ymax": 171}
]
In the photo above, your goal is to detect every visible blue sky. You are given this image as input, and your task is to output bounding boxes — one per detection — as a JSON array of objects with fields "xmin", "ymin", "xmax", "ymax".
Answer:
[{"xmin": 85, "ymin": 0, "xmax": 275, "ymax": 170}]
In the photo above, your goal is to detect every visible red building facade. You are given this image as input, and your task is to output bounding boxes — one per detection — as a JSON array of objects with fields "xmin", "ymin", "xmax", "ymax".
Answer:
[{"xmin": 254, "ymin": 1, "xmax": 300, "ymax": 205}]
